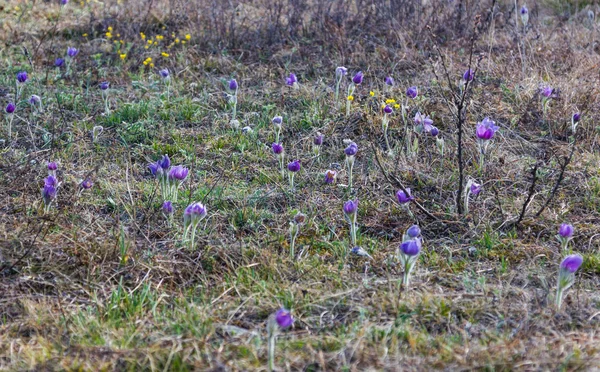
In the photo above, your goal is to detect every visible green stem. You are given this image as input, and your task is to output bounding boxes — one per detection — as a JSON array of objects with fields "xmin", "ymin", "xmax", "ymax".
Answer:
[{"xmin": 267, "ymin": 333, "xmax": 276, "ymax": 372}]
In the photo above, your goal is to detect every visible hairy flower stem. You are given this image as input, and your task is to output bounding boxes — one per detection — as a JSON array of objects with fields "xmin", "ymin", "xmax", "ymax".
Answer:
[
  {"xmin": 334, "ymin": 75, "xmax": 343, "ymax": 109},
  {"xmin": 288, "ymin": 172, "xmax": 295, "ymax": 190},
  {"xmin": 345, "ymin": 84, "xmax": 355, "ymax": 116},
  {"xmin": 267, "ymin": 326, "xmax": 276, "ymax": 371},
  {"xmin": 555, "ymin": 287, "xmax": 563, "ymax": 310}
]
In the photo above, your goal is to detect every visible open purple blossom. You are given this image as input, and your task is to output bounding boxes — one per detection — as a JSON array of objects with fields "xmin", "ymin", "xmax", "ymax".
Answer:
[
  {"xmin": 559, "ymin": 223, "xmax": 574, "ymax": 238},
  {"xmin": 148, "ymin": 162, "xmax": 160, "ymax": 176},
  {"xmin": 400, "ymin": 238, "xmax": 422, "ymax": 256},
  {"xmin": 275, "ymin": 308, "xmax": 294, "ymax": 329},
  {"xmin": 55, "ymin": 58, "xmax": 65, "ymax": 67},
  {"xmin": 396, "ymin": 188, "xmax": 414, "ymax": 204},
  {"xmin": 414, "ymin": 112, "xmax": 434, "ymax": 133},
  {"xmin": 17, "ymin": 71, "xmax": 28, "ymax": 84},
  {"xmin": 560, "ymin": 254, "xmax": 583, "ymax": 273},
  {"xmin": 42, "ymin": 184, "xmax": 57, "ymax": 204},
  {"xmin": 470, "ymin": 182, "xmax": 482, "ymax": 195},
  {"xmin": 463, "ymin": 69, "xmax": 474, "ymax": 82},
  {"xmin": 407, "ymin": 225, "xmax": 421, "ymax": 238},
  {"xmin": 384, "ymin": 105, "xmax": 393, "ymax": 114},
  {"xmin": 541, "ymin": 86, "xmax": 555, "ymax": 98},
  {"xmin": 556, "ymin": 254, "xmax": 583, "ymax": 309},
  {"xmin": 344, "ymin": 142, "xmax": 358, "ymax": 156},
  {"xmin": 185, "ymin": 202, "xmax": 207, "ymax": 219},
  {"xmin": 272, "ymin": 142, "xmax": 284, "ymax": 155},
  {"xmin": 162, "ymin": 200, "xmax": 173, "ymax": 214},
  {"xmin": 45, "ymin": 175, "xmax": 58, "ymax": 187},
  {"xmin": 385, "ymin": 76, "xmax": 394, "ymax": 86},
  {"xmin": 336, "ymin": 66, "xmax": 348, "ymax": 76},
  {"xmin": 476, "ymin": 117, "xmax": 499, "ymax": 141},
  {"xmin": 48, "ymin": 162, "xmax": 58, "ymax": 172},
  {"xmin": 287, "ymin": 160, "xmax": 301, "ymax": 173},
  {"xmin": 168, "ymin": 165, "xmax": 189, "ymax": 181},
  {"xmin": 67, "ymin": 47, "xmax": 78, "ymax": 58},
  {"xmin": 324, "ymin": 169, "xmax": 337, "ymax": 184},
  {"xmin": 159, "ymin": 69, "xmax": 170, "ymax": 79},
  {"xmin": 406, "ymin": 86, "xmax": 418, "ymax": 99},
  {"xmin": 5, "ymin": 102, "xmax": 15, "ymax": 114},
  {"xmin": 286, "ymin": 73, "xmax": 298, "ymax": 86},
  {"xmin": 157, "ymin": 154, "xmax": 171, "ymax": 170},
  {"xmin": 80, "ymin": 179, "xmax": 93, "ymax": 189},
  {"xmin": 352, "ymin": 71, "xmax": 364, "ymax": 85},
  {"xmin": 272, "ymin": 116, "xmax": 283, "ymax": 127},
  {"xmin": 343, "ymin": 199, "xmax": 359, "ymax": 215}
]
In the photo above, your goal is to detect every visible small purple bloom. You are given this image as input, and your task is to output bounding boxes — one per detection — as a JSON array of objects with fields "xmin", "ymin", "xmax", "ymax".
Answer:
[
  {"xmin": 385, "ymin": 76, "xmax": 394, "ymax": 86},
  {"xmin": 336, "ymin": 66, "xmax": 348, "ymax": 76},
  {"xmin": 324, "ymin": 169, "xmax": 337, "ymax": 184},
  {"xmin": 148, "ymin": 162, "xmax": 160, "ymax": 176},
  {"xmin": 99, "ymin": 81, "xmax": 109, "ymax": 90},
  {"xmin": 162, "ymin": 200, "xmax": 173, "ymax": 214},
  {"xmin": 352, "ymin": 71, "xmax": 363, "ymax": 85},
  {"xmin": 272, "ymin": 116, "xmax": 283, "ymax": 126},
  {"xmin": 287, "ymin": 159, "xmax": 301, "ymax": 173},
  {"xmin": 55, "ymin": 58, "xmax": 65, "ymax": 67},
  {"xmin": 560, "ymin": 254, "xmax": 583, "ymax": 273},
  {"xmin": 157, "ymin": 154, "xmax": 170, "ymax": 170},
  {"xmin": 476, "ymin": 117, "xmax": 499, "ymax": 141},
  {"xmin": 184, "ymin": 202, "xmax": 207, "ymax": 220},
  {"xmin": 286, "ymin": 73, "xmax": 298, "ymax": 86},
  {"xmin": 17, "ymin": 71, "xmax": 28, "ymax": 83},
  {"xmin": 42, "ymin": 184, "xmax": 57, "ymax": 203},
  {"xmin": 159, "ymin": 69, "xmax": 170, "ymax": 79},
  {"xmin": 430, "ymin": 126, "xmax": 439, "ymax": 137},
  {"xmin": 48, "ymin": 162, "xmax": 58, "ymax": 171},
  {"xmin": 463, "ymin": 69, "xmax": 474, "ymax": 82},
  {"xmin": 414, "ymin": 112, "xmax": 434, "ymax": 132},
  {"xmin": 61, "ymin": 0, "xmax": 68, "ymax": 5},
  {"xmin": 470, "ymin": 182, "xmax": 482, "ymax": 195},
  {"xmin": 343, "ymin": 199, "xmax": 359, "ymax": 215},
  {"xmin": 29, "ymin": 95, "xmax": 41, "ymax": 105},
  {"xmin": 573, "ymin": 113, "xmax": 581, "ymax": 123},
  {"xmin": 559, "ymin": 223, "xmax": 574, "ymax": 238},
  {"xmin": 520, "ymin": 5, "xmax": 528, "ymax": 15},
  {"xmin": 541, "ymin": 86, "xmax": 554, "ymax": 98},
  {"xmin": 406, "ymin": 86, "xmax": 418, "ymax": 99},
  {"xmin": 272, "ymin": 142, "xmax": 284, "ymax": 155},
  {"xmin": 67, "ymin": 47, "xmax": 78, "ymax": 58},
  {"xmin": 400, "ymin": 238, "xmax": 422, "ymax": 256},
  {"xmin": 275, "ymin": 308, "xmax": 294, "ymax": 329},
  {"xmin": 396, "ymin": 188, "xmax": 414, "ymax": 204},
  {"xmin": 168, "ymin": 165, "xmax": 189, "ymax": 181},
  {"xmin": 314, "ymin": 132, "xmax": 324, "ymax": 146},
  {"xmin": 80, "ymin": 179, "xmax": 93, "ymax": 189},
  {"xmin": 344, "ymin": 142, "xmax": 358, "ymax": 156},
  {"xmin": 229, "ymin": 79, "xmax": 238, "ymax": 91},
  {"xmin": 384, "ymin": 105, "xmax": 393, "ymax": 114},
  {"xmin": 407, "ymin": 225, "xmax": 421, "ymax": 238},
  {"xmin": 5, "ymin": 102, "xmax": 15, "ymax": 114},
  {"xmin": 45, "ymin": 175, "xmax": 58, "ymax": 187}
]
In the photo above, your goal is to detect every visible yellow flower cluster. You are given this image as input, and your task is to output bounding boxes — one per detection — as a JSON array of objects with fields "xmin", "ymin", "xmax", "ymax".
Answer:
[
  {"xmin": 142, "ymin": 57, "xmax": 154, "ymax": 68},
  {"xmin": 385, "ymin": 98, "xmax": 396, "ymax": 104}
]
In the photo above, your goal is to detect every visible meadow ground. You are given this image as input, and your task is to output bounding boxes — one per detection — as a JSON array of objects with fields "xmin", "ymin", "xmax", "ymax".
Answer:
[{"xmin": 1, "ymin": 0, "xmax": 600, "ymax": 370}]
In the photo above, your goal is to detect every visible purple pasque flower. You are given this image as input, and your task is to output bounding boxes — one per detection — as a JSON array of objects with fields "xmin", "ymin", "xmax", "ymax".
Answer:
[
  {"xmin": 384, "ymin": 105, "xmax": 393, "ymax": 114},
  {"xmin": 572, "ymin": 113, "xmax": 581, "ymax": 123},
  {"xmin": 55, "ymin": 58, "xmax": 65, "ymax": 67},
  {"xmin": 17, "ymin": 71, "xmax": 28, "ymax": 83},
  {"xmin": 385, "ymin": 76, "xmax": 394, "ymax": 86},
  {"xmin": 29, "ymin": 95, "xmax": 41, "ymax": 105},
  {"xmin": 168, "ymin": 165, "xmax": 189, "ymax": 181},
  {"xmin": 272, "ymin": 142, "xmax": 284, "ymax": 155},
  {"xmin": 99, "ymin": 81, "xmax": 109, "ymax": 90},
  {"xmin": 559, "ymin": 223, "xmax": 574, "ymax": 238},
  {"xmin": 406, "ymin": 86, "xmax": 418, "ymax": 99},
  {"xmin": 60, "ymin": 0, "xmax": 68, "ymax": 5},
  {"xmin": 162, "ymin": 200, "xmax": 173, "ymax": 214},
  {"xmin": 314, "ymin": 132, "xmax": 324, "ymax": 146},
  {"xmin": 67, "ymin": 47, "xmax": 79, "ymax": 58},
  {"xmin": 520, "ymin": 5, "xmax": 528, "ymax": 15},
  {"xmin": 470, "ymin": 182, "xmax": 482, "ymax": 195},
  {"xmin": 324, "ymin": 169, "xmax": 337, "ymax": 184},
  {"xmin": 159, "ymin": 69, "xmax": 170, "ymax": 79},
  {"xmin": 336, "ymin": 66, "xmax": 348, "ymax": 77},
  {"xmin": 148, "ymin": 162, "xmax": 161, "ymax": 176},
  {"xmin": 80, "ymin": 179, "xmax": 93, "ymax": 189},
  {"xmin": 42, "ymin": 184, "xmax": 57, "ymax": 203},
  {"xmin": 463, "ymin": 69, "xmax": 474, "ymax": 82},
  {"xmin": 287, "ymin": 159, "xmax": 301, "ymax": 173},
  {"xmin": 184, "ymin": 202, "xmax": 207, "ymax": 222},
  {"xmin": 396, "ymin": 188, "xmax": 414, "ymax": 204},
  {"xmin": 157, "ymin": 154, "xmax": 170, "ymax": 170},
  {"xmin": 406, "ymin": 225, "xmax": 421, "ymax": 238},
  {"xmin": 47, "ymin": 161, "xmax": 58, "ymax": 172},
  {"xmin": 476, "ymin": 117, "xmax": 499, "ymax": 141},
  {"xmin": 414, "ymin": 112, "xmax": 434, "ymax": 133},
  {"xmin": 430, "ymin": 126, "xmax": 439, "ymax": 137},
  {"xmin": 228, "ymin": 78, "xmax": 238, "ymax": 91},
  {"xmin": 343, "ymin": 199, "xmax": 359, "ymax": 215},
  {"xmin": 352, "ymin": 71, "xmax": 364, "ymax": 85},
  {"xmin": 45, "ymin": 175, "xmax": 58, "ymax": 187},
  {"xmin": 272, "ymin": 116, "xmax": 283, "ymax": 127},
  {"xmin": 560, "ymin": 254, "xmax": 583, "ymax": 273},
  {"xmin": 5, "ymin": 102, "xmax": 16, "ymax": 114},
  {"xmin": 275, "ymin": 308, "xmax": 294, "ymax": 329},
  {"xmin": 344, "ymin": 142, "xmax": 358, "ymax": 156},
  {"xmin": 400, "ymin": 238, "xmax": 422, "ymax": 256},
  {"xmin": 541, "ymin": 86, "xmax": 555, "ymax": 98},
  {"xmin": 286, "ymin": 73, "xmax": 298, "ymax": 86}
]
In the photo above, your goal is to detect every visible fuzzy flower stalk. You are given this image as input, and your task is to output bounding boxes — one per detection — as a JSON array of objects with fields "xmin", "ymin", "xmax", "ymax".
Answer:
[
  {"xmin": 16, "ymin": 71, "xmax": 28, "ymax": 100},
  {"xmin": 344, "ymin": 141, "xmax": 358, "ymax": 191},
  {"xmin": 272, "ymin": 143, "xmax": 285, "ymax": 178},
  {"xmin": 398, "ymin": 229, "xmax": 422, "ymax": 288},
  {"xmin": 183, "ymin": 202, "xmax": 207, "ymax": 249},
  {"xmin": 313, "ymin": 132, "xmax": 324, "ymax": 157},
  {"xmin": 557, "ymin": 223, "xmax": 574, "ymax": 251},
  {"xmin": 346, "ymin": 71, "xmax": 363, "ymax": 116},
  {"xmin": 162, "ymin": 200, "xmax": 174, "ymax": 226},
  {"xmin": 272, "ymin": 116, "xmax": 282, "ymax": 143},
  {"xmin": 5, "ymin": 102, "xmax": 15, "ymax": 139},
  {"xmin": 159, "ymin": 69, "xmax": 171, "ymax": 101},
  {"xmin": 99, "ymin": 81, "xmax": 110, "ymax": 114},
  {"xmin": 475, "ymin": 117, "xmax": 499, "ymax": 172},
  {"xmin": 289, "ymin": 212, "xmax": 306, "ymax": 259},
  {"xmin": 555, "ymin": 254, "xmax": 583, "ymax": 310},
  {"xmin": 267, "ymin": 309, "xmax": 293, "ymax": 372},
  {"xmin": 42, "ymin": 175, "xmax": 59, "ymax": 213},
  {"xmin": 463, "ymin": 179, "xmax": 482, "ymax": 215},
  {"xmin": 571, "ymin": 113, "xmax": 581, "ymax": 134},
  {"xmin": 334, "ymin": 66, "xmax": 347, "ymax": 108},
  {"xmin": 287, "ymin": 159, "xmax": 301, "ymax": 190},
  {"xmin": 228, "ymin": 78, "xmax": 238, "ymax": 120},
  {"xmin": 343, "ymin": 199, "xmax": 359, "ymax": 246},
  {"xmin": 382, "ymin": 105, "xmax": 393, "ymax": 155},
  {"xmin": 65, "ymin": 47, "xmax": 78, "ymax": 77},
  {"xmin": 396, "ymin": 188, "xmax": 415, "ymax": 219}
]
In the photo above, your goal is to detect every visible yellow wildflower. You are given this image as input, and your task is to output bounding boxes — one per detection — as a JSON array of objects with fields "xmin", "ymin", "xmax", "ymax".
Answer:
[
  {"xmin": 143, "ymin": 61, "xmax": 148, "ymax": 66},
  {"xmin": 161, "ymin": 52, "xmax": 170, "ymax": 57},
  {"xmin": 394, "ymin": 104, "xmax": 400, "ymax": 109},
  {"xmin": 106, "ymin": 32, "xmax": 112, "ymax": 39},
  {"xmin": 185, "ymin": 34, "xmax": 191, "ymax": 40},
  {"xmin": 82, "ymin": 33, "xmax": 88, "ymax": 37},
  {"xmin": 149, "ymin": 63, "xmax": 155, "ymax": 68},
  {"xmin": 120, "ymin": 54, "xmax": 126, "ymax": 60},
  {"xmin": 347, "ymin": 95, "xmax": 354, "ymax": 101},
  {"xmin": 181, "ymin": 40, "xmax": 186, "ymax": 44},
  {"xmin": 107, "ymin": 26, "xmax": 113, "ymax": 32},
  {"xmin": 370, "ymin": 91, "xmax": 375, "ymax": 97},
  {"xmin": 147, "ymin": 40, "xmax": 153, "ymax": 45},
  {"xmin": 140, "ymin": 32, "xmax": 146, "ymax": 40},
  {"xmin": 175, "ymin": 38, "xmax": 180, "ymax": 43},
  {"xmin": 385, "ymin": 99, "xmax": 396, "ymax": 104},
  {"xmin": 156, "ymin": 35, "xmax": 164, "ymax": 40},
  {"xmin": 144, "ymin": 45, "xmax": 149, "ymax": 49}
]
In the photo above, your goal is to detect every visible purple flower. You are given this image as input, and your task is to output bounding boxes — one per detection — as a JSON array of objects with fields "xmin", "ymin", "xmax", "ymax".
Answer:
[
  {"xmin": 520, "ymin": 5, "xmax": 528, "ymax": 15},
  {"xmin": 184, "ymin": 202, "xmax": 207, "ymax": 221},
  {"xmin": 324, "ymin": 169, "xmax": 337, "ymax": 184},
  {"xmin": 286, "ymin": 73, "xmax": 298, "ymax": 86},
  {"xmin": 541, "ymin": 86, "xmax": 554, "ymax": 98},
  {"xmin": 470, "ymin": 182, "xmax": 482, "ymax": 195},
  {"xmin": 573, "ymin": 113, "xmax": 581, "ymax": 123},
  {"xmin": 162, "ymin": 200, "xmax": 173, "ymax": 214},
  {"xmin": 157, "ymin": 154, "xmax": 170, "ymax": 170},
  {"xmin": 48, "ymin": 162, "xmax": 58, "ymax": 171},
  {"xmin": 476, "ymin": 117, "xmax": 499, "ymax": 141},
  {"xmin": 80, "ymin": 179, "xmax": 93, "ymax": 189},
  {"xmin": 272, "ymin": 142, "xmax": 284, "ymax": 155},
  {"xmin": 29, "ymin": 95, "xmax": 41, "ymax": 105},
  {"xmin": 400, "ymin": 238, "xmax": 422, "ymax": 256},
  {"xmin": 168, "ymin": 165, "xmax": 189, "ymax": 181},
  {"xmin": 67, "ymin": 47, "xmax": 79, "ymax": 58},
  {"xmin": 559, "ymin": 223, "xmax": 574, "ymax": 238},
  {"xmin": 55, "ymin": 58, "xmax": 65, "ymax": 67},
  {"xmin": 5, "ymin": 102, "xmax": 15, "ymax": 114},
  {"xmin": 407, "ymin": 225, "xmax": 421, "ymax": 238},
  {"xmin": 314, "ymin": 132, "xmax": 324, "ymax": 146},
  {"xmin": 385, "ymin": 76, "xmax": 394, "ymax": 86},
  {"xmin": 343, "ymin": 199, "xmax": 359, "ymax": 215},
  {"xmin": 99, "ymin": 81, "xmax": 109, "ymax": 90},
  {"xmin": 344, "ymin": 142, "xmax": 358, "ymax": 156},
  {"xmin": 352, "ymin": 71, "xmax": 363, "ymax": 85},
  {"xmin": 159, "ymin": 69, "xmax": 170, "ymax": 79},
  {"xmin": 406, "ymin": 86, "xmax": 418, "ymax": 99},
  {"xmin": 336, "ymin": 66, "xmax": 348, "ymax": 76},
  {"xmin": 45, "ymin": 175, "xmax": 58, "ymax": 187},
  {"xmin": 414, "ymin": 112, "xmax": 434, "ymax": 132},
  {"xmin": 463, "ymin": 69, "xmax": 474, "ymax": 82},
  {"xmin": 17, "ymin": 71, "xmax": 28, "ymax": 84},
  {"xmin": 287, "ymin": 159, "xmax": 301, "ymax": 173},
  {"xmin": 396, "ymin": 188, "xmax": 414, "ymax": 204},
  {"xmin": 60, "ymin": 0, "xmax": 68, "ymax": 5},
  {"xmin": 148, "ymin": 162, "xmax": 160, "ymax": 176},
  {"xmin": 384, "ymin": 105, "xmax": 393, "ymax": 114},
  {"xmin": 430, "ymin": 126, "xmax": 439, "ymax": 137},
  {"xmin": 272, "ymin": 116, "xmax": 283, "ymax": 126},
  {"xmin": 42, "ymin": 184, "xmax": 57, "ymax": 203},
  {"xmin": 229, "ymin": 79, "xmax": 238, "ymax": 91},
  {"xmin": 275, "ymin": 308, "xmax": 294, "ymax": 329},
  {"xmin": 560, "ymin": 254, "xmax": 583, "ymax": 273}
]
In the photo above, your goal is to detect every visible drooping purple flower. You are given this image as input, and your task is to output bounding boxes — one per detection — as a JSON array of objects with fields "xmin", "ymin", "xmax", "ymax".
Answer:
[
  {"xmin": 541, "ymin": 86, "xmax": 554, "ymax": 98},
  {"xmin": 17, "ymin": 71, "xmax": 28, "ymax": 83},
  {"xmin": 55, "ymin": 58, "xmax": 65, "ymax": 67},
  {"xmin": 314, "ymin": 132, "xmax": 324, "ymax": 146},
  {"xmin": 286, "ymin": 73, "xmax": 298, "ymax": 86},
  {"xmin": 572, "ymin": 113, "xmax": 581, "ymax": 123},
  {"xmin": 470, "ymin": 182, "xmax": 482, "ymax": 195},
  {"xmin": 184, "ymin": 202, "xmax": 207, "ymax": 221},
  {"xmin": 168, "ymin": 165, "xmax": 189, "ymax": 181},
  {"xmin": 99, "ymin": 81, "xmax": 109, "ymax": 90},
  {"xmin": 47, "ymin": 162, "xmax": 58, "ymax": 172},
  {"xmin": 162, "ymin": 200, "xmax": 173, "ymax": 214},
  {"xmin": 275, "ymin": 308, "xmax": 294, "ymax": 329},
  {"xmin": 476, "ymin": 117, "xmax": 499, "ymax": 141},
  {"xmin": 560, "ymin": 254, "xmax": 583, "ymax": 273},
  {"xmin": 343, "ymin": 199, "xmax": 359, "ymax": 215},
  {"xmin": 385, "ymin": 76, "xmax": 394, "ymax": 86},
  {"xmin": 336, "ymin": 66, "xmax": 348, "ymax": 77},
  {"xmin": 344, "ymin": 142, "xmax": 358, "ymax": 156},
  {"xmin": 384, "ymin": 105, "xmax": 393, "ymax": 114},
  {"xmin": 396, "ymin": 188, "xmax": 414, "ymax": 204},
  {"xmin": 324, "ymin": 169, "xmax": 337, "ymax": 184},
  {"xmin": 80, "ymin": 179, "xmax": 93, "ymax": 189},
  {"xmin": 272, "ymin": 142, "xmax": 284, "ymax": 155},
  {"xmin": 67, "ymin": 47, "xmax": 79, "ymax": 58},
  {"xmin": 406, "ymin": 86, "xmax": 418, "ymax": 99},
  {"xmin": 559, "ymin": 223, "xmax": 574, "ymax": 238},
  {"xmin": 400, "ymin": 238, "xmax": 422, "ymax": 256},
  {"xmin": 352, "ymin": 71, "xmax": 364, "ymax": 85},
  {"xmin": 159, "ymin": 69, "xmax": 170, "ymax": 79},
  {"xmin": 157, "ymin": 154, "xmax": 170, "ymax": 170},
  {"xmin": 287, "ymin": 159, "xmax": 301, "ymax": 173},
  {"xmin": 45, "ymin": 175, "xmax": 58, "ymax": 187},
  {"xmin": 430, "ymin": 126, "xmax": 439, "ymax": 137},
  {"xmin": 463, "ymin": 69, "xmax": 474, "ymax": 82},
  {"xmin": 406, "ymin": 225, "xmax": 421, "ymax": 238},
  {"xmin": 5, "ymin": 102, "xmax": 16, "ymax": 114},
  {"xmin": 414, "ymin": 112, "xmax": 434, "ymax": 132},
  {"xmin": 229, "ymin": 79, "xmax": 238, "ymax": 91},
  {"xmin": 148, "ymin": 162, "xmax": 160, "ymax": 176}
]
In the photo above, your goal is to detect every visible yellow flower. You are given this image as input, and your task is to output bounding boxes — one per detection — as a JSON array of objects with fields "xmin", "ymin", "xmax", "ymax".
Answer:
[
  {"xmin": 146, "ymin": 57, "xmax": 152, "ymax": 62},
  {"xmin": 175, "ymin": 38, "xmax": 180, "ymax": 43},
  {"xmin": 153, "ymin": 41, "xmax": 158, "ymax": 45},
  {"xmin": 107, "ymin": 26, "xmax": 113, "ymax": 32},
  {"xmin": 143, "ymin": 61, "xmax": 148, "ymax": 66},
  {"xmin": 161, "ymin": 52, "xmax": 169, "ymax": 57},
  {"xmin": 106, "ymin": 32, "xmax": 112, "ymax": 39},
  {"xmin": 394, "ymin": 104, "xmax": 400, "ymax": 109},
  {"xmin": 161, "ymin": 26, "xmax": 166, "ymax": 30},
  {"xmin": 185, "ymin": 34, "xmax": 191, "ymax": 40},
  {"xmin": 181, "ymin": 40, "xmax": 186, "ymax": 44},
  {"xmin": 385, "ymin": 99, "xmax": 396, "ymax": 104},
  {"xmin": 140, "ymin": 32, "xmax": 146, "ymax": 40},
  {"xmin": 149, "ymin": 63, "xmax": 155, "ymax": 68},
  {"xmin": 116, "ymin": 33, "xmax": 120, "ymax": 37},
  {"xmin": 370, "ymin": 91, "xmax": 375, "ymax": 97},
  {"xmin": 347, "ymin": 95, "xmax": 354, "ymax": 101},
  {"xmin": 144, "ymin": 45, "xmax": 149, "ymax": 49},
  {"xmin": 147, "ymin": 40, "xmax": 153, "ymax": 45},
  {"xmin": 15, "ymin": 6, "xmax": 20, "ymax": 11},
  {"xmin": 120, "ymin": 54, "xmax": 126, "ymax": 60},
  {"xmin": 113, "ymin": 40, "xmax": 118, "ymax": 44},
  {"xmin": 156, "ymin": 35, "xmax": 164, "ymax": 40},
  {"xmin": 82, "ymin": 33, "xmax": 88, "ymax": 37}
]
